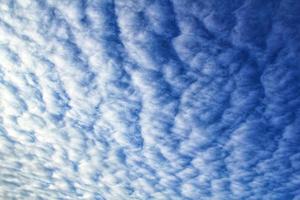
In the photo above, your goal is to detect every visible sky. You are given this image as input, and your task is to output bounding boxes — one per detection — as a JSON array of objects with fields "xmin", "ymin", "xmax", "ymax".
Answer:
[{"xmin": 0, "ymin": 0, "xmax": 299, "ymax": 199}]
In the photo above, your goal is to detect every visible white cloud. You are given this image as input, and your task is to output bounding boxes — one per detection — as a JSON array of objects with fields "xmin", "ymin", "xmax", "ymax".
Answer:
[{"xmin": 0, "ymin": 0, "xmax": 299, "ymax": 199}]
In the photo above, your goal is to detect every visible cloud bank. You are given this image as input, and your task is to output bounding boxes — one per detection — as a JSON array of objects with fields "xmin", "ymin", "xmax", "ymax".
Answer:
[{"xmin": 0, "ymin": 0, "xmax": 299, "ymax": 199}]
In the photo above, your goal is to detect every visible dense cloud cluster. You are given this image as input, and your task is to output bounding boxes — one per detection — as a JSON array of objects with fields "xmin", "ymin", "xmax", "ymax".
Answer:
[{"xmin": 0, "ymin": 0, "xmax": 299, "ymax": 199}]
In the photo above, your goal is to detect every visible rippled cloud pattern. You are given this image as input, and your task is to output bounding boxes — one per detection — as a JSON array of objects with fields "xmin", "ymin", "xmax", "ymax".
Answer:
[{"xmin": 0, "ymin": 0, "xmax": 300, "ymax": 199}]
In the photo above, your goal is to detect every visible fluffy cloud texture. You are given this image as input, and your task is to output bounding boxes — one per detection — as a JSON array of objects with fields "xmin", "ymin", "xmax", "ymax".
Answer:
[{"xmin": 0, "ymin": 0, "xmax": 300, "ymax": 199}]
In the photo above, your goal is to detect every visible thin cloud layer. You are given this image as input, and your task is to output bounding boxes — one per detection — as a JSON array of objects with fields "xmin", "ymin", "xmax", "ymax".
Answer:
[{"xmin": 0, "ymin": 0, "xmax": 299, "ymax": 199}]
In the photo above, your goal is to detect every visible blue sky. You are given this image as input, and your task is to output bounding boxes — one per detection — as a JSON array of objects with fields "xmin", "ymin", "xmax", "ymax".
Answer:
[{"xmin": 0, "ymin": 0, "xmax": 299, "ymax": 199}]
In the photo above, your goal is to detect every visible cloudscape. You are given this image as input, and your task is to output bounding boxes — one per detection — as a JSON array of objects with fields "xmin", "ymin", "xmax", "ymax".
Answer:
[{"xmin": 0, "ymin": 0, "xmax": 299, "ymax": 199}]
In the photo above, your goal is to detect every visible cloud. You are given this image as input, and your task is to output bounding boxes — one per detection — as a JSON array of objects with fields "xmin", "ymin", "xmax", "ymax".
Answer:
[{"xmin": 0, "ymin": 0, "xmax": 299, "ymax": 199}]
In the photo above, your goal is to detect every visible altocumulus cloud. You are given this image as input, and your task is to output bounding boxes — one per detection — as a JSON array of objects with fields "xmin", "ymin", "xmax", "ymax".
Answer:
[{"xmin": 0, "ymin": 0, "xmax": 299, "ymax": 199}]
